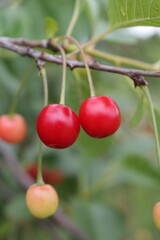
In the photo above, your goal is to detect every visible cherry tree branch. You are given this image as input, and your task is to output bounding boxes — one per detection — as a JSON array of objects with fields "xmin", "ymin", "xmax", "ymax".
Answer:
[{"xmin": 0, "ymin": 37, "xmax": 160, "ymax": 86}]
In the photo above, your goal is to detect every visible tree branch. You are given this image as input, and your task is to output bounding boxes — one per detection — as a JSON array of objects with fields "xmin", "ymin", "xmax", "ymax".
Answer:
[{"xmin": 0, "ymin": 37, "xmax": 160, "ymax": 85}]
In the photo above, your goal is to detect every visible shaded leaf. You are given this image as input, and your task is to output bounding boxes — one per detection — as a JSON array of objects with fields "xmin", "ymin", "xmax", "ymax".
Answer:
[
  {"xmin": 71, "ymin": 200, "xmax": 125, "ymax": 240},
  {"xmin": 0, "ymin": 221, "xmax": 11, "ymax": 238},
  {"xmin": 122, "ymin": 155, "xmax": 160, "ymax": 187},
  {"xmin": 4, "ymin": 194, "xmax": 31, "ymax": 222},
  {"xmin": 45, "ymin": 16, "xmax": 59, "ymax": 38},
  {"xmin": 155, "ymin": 108, "xmax": 160, "ymax": 138},
  {"xmin": 108, "ymin": 0, "xmax": 160, "ymax": 30},
  {"xmin": 77, "ymin": 130, "xmax": 114, "ymax": 158}
]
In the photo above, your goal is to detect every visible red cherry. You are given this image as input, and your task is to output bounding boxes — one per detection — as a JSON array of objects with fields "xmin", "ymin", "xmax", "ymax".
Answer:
[
  {"xmin": 43, "ymin": 169, "xmax": 64, "ymax": 184},
  {"xmin": 27, "ymin": 163, "xmax": 37, "ymax": 180},
  {"xmin": 26, "ymin": 184, "xmax": 58, "ymax": 218},
  {"xmin": 27, "ymin": 163, "xmax": 64, "ymax": 185},
  {"xmin": 36, "ymin": 104, "xmax": 80, "ymax": 149},
  {"xmin": 79, "ymin": 96, "xmax": 121, "ymax": 138},
  {"xmin": 0, "ymin": 114, "xmax": 27, "ymax": 143}
]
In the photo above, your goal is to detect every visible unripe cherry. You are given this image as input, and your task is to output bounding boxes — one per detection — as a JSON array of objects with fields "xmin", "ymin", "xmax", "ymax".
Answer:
[
  {"xmin": 0, "ymin": 114, "xmax": 27, "ymax": 143},
  {"xmin": 153, "ymin": 202, "xmax": 160, "ymax": 229},
  {"xmin": 26, "ymin": 184, "xmax": 58, "ymax": 218}
]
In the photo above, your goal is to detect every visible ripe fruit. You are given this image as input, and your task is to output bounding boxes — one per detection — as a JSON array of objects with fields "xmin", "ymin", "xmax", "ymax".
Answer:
[
  {"xmin": 79, "ymin": 95, "xmax": 121, "ymax": 138},
  {"xmin": 0, "ymin": 114, "xmax": 27, "ymax": 143},
  {"xmin": 153, "ymin": 202, "xmax": 160, "ymax": 229},
  {"xmin": 36, "ymin": 104, "xmax": 80, "ymax": 149},
  {"xmin": 27, "ymin": 163, "xmax": 64, "ymax": 185},
  {"xmin": 26, "ymin": 184, "xmax": 58, "ymax": 218}
]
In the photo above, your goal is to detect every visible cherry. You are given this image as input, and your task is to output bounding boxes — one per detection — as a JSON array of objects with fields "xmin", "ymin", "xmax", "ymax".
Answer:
[
  {"xmin": 36, "ymin": 104, "xmax": 80, "ymax": 149},
  {"xmin": 79, "ymin": 95, "xmax": 121, "ymax": 138},
  {"xmin": 26, "ymin": 184, "xmax": 58, "ymax": 218},
  {"xmin": 27, "ymin": 163, "xmax": 64, "ymax": 185},
  {"xmin": 153, "ymin": 202, "xmax": 160, "ymax": 229},
  {"xmin": 26, "ymin": 163, "xmax": 37, "ymax": 179},
  {"xmin": 43, "ymin": 169, "xmax": 64, "ymax": 184},
  {"xmin": 0, "ymin": 114, "xmax": 27, "ymax": 143}
]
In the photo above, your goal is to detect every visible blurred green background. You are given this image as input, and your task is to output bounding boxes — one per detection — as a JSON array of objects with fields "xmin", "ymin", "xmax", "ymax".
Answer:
[{"xmin": 0, "ymin": 0, "xmax": 160, "ymax": 239}]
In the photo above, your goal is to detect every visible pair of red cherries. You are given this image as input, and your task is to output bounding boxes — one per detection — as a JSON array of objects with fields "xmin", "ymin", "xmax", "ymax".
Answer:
[{"xmin": 36, "ymin": 95, "xmax": 121, "ymax": 149}]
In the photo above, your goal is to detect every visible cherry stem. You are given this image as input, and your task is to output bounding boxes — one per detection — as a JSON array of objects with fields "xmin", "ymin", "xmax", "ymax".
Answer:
[
  {"xmin": 66, "ymin": 0, "xmax": 81, "ymax": 37},
  {"xmin": 66, "ymin": 27, "xmax": 114, "ymax": 59},
  {"xmin": 36, "ymin": 141, "xmax": 44, "ymax": 185},
  {"xmin": 36, "ymin": 65, "xmax": 49, "ymax": 185},
  {"xmin": 8, "ymin": 61, "xmax": 34, "ymax": 118},
  {"xmin": 57, "ymin": 44, "xmax": 67, "ymax": 105},
  {"xmin": 39, "ymin": 67, "xmax": 49, "ymax": 106},
  {"xmin": 56, "ymin": 36, "xmax": 96, "ymax": 97},
  {"xmin": 142, "ymin": 86, "xmax": 160, "ymax": 167}
]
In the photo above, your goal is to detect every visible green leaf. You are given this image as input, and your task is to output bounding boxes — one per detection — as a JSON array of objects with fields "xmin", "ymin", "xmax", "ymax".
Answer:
[
  {"xmin": 121, "ymin": 154, "xmax": 160, "ymax": 187},
  {"xmin": 108, "ymin": 0, "xmax": 160, "ymax": 30},
  {"xmin": 155, "ymin": 108, "xmax": 160, "ymax": 138},
  {"xmin": 84, "ymin": 0, "xmax": 103, "ymax": 34},
  {"xmin": 77, "ymin": 130, "xmax": 114, "ymax": 158},
  {"xmin": 130, "ymin": 95, "xmax": 144, "ymax": 128},
  {"xmin": 0, "ymin": 221, "xmax": 11, "ymax": 238},
  {"xmin": 71, "ymin": 200, "xmax": 125, "ymax": 240},
  {"xmin": 4, "ymin": 193, "xmax": 31, "ymax": 222},
  {"xmin": 45, "ymin": 16, "xmax": 59, "ymax": 38}
]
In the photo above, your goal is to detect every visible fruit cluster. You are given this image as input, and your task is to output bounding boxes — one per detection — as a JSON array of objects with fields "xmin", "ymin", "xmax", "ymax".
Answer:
[
  {"xmin": 27, "ymin": 95, "xmax": 121, "ymax": 219},
  {"xmin": 36, "ymin": 95, "xmax": 121, "ymax": 148},
  {"xmin": 0, "ymin": 94, "xmax": 121, "ymax": 219},
  {"xmin": 0, "ymin": 96, "xmax": 121, "ymax": 145}
]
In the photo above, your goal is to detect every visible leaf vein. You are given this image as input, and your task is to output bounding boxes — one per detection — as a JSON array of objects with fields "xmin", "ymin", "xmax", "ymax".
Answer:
[{"xmin": 109, "ymin": 0, "xmax": 160, "ymax": 30}]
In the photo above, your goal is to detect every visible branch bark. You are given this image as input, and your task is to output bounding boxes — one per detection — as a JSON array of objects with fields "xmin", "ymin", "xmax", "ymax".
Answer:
[{"xmin": 0, "ymin": 37, "xmax": 160, "ymax": 85}]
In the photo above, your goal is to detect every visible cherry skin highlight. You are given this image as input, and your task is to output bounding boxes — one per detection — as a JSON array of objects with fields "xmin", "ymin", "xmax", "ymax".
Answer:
[
  {"xmin": 79, "ymin": 95, "xmax": 121, "ymax": 138},
  {"xmin": 36, "ymin": 104, "xmax": 80, "ymax": 149},
  {"xmin": 0, "ymin": 114, "xmax": 27, "ymax": 143},
  {"xmin": 26, "ymin": 184, "xmax": 59, "ymax": 219}
]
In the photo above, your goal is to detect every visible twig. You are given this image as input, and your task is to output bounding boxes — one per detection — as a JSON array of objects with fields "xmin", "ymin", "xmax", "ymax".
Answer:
[
  {"xmin": 0, "ymin": 140, "xmax": 34, "ymax": 188},
  {"xmin": 0, "ymin": 37, "xmax": 160, "ymax": 85},
  {"xmin": 0, "ymin": 181, "xmax": 13, "ymax": 199},
  {"xmin": 37, "ymin": 220, "xmax": 66, "ymax": 240},
  {"xmin": 53, "ymin": 210, "xmax": 91, "ymax": 240}
]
